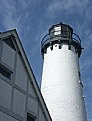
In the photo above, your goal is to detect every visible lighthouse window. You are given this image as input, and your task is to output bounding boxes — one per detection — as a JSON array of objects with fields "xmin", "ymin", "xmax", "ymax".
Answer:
[
  {"xmin": 78, "ymin": 71, "xmax": 81, "ymax": 80},
  {"xmin": 78, "ymin": 71, "xmax": 81, "ymax": 77}
]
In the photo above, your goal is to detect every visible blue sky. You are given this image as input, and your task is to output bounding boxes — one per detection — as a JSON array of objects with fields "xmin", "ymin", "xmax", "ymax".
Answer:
[{"xmin": 0, "ymin": 0, "xmax": 92, "ymax": 120}]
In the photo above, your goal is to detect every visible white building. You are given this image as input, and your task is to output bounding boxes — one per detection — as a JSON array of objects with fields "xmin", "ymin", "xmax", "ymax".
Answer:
[
  {"xmin": 41, "ymin": 23, "xmax": 87, "ymax": 121},
  {"xmin": 0, "ymin": 30, "xmax": 52, "ymax": 121}
]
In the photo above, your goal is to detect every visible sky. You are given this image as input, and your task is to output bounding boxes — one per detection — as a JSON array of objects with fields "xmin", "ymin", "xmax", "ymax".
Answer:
[{"xmin": 0, "ymin": 0, "xmax": 92, "ymax": 120}]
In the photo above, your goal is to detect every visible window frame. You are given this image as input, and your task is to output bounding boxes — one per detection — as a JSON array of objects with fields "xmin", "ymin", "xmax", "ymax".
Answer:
[
  {"xmin": 0, "ymin": 63, "xmax": 12, "ymax": 80},
  {"xmin": 27, "ymin": 113, "xmax": 36, "ymax": 121}
]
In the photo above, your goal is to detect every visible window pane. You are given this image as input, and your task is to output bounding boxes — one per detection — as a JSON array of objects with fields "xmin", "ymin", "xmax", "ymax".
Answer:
[
  {"xmin": 54, "ymin": 26, "xmax": 61, "ymax": 35},
  {"xmin": 61, "ymin": 26, "xmax": 68, "ymax": 38},
  {"xmin": 27, "ymin": 114, "xmax": 35, "ymax": 121},
  {"xmin": 0, "ymin": 64, "xmax": 11, "ymax": 80}
]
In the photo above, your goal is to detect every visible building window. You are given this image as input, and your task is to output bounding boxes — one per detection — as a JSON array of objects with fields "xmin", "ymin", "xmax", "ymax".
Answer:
[
  {"xmin": 3, "ymin": 36, "xmax": 16, "ymax": 50},
  {"xmin": 27, "ymin": 113, "xmax": 36, "ymax": 121},
  {"xmin": 0, "ymin": 64, "xmax": 12, "ymax": 80}
]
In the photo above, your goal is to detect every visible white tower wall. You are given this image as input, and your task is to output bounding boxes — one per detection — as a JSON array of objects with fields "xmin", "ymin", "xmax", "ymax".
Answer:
[{"xmin": 41, "ymin": 42, "xmax": 87, "ymax": 121}]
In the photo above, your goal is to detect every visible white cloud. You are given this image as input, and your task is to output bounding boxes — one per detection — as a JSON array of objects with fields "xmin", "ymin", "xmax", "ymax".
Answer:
[
  {"xmin": 81, "ymin": 57, "xmax": 92, "ymax": 71},
  {"xmin": 0, "ymin": 0, "xmax": 33, "ymax": 33},
  {"xmin": 46, "ymin": 0, "xmax": 89, "ymax": 18},
  {"xmin": 0, "ymin": 0, "xmax": 19, "ymax": 31}
]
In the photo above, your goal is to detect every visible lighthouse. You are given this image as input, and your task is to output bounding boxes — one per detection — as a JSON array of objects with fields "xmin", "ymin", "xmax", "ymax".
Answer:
[{"xmin": 41, "ymin": 23, "xmax": 87, "ymax": 121}]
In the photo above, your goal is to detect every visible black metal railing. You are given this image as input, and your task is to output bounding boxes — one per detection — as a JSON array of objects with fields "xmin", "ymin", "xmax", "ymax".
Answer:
[{"xmin": 41, "ymin": 30, "xmax": 81, "ymax": 48}]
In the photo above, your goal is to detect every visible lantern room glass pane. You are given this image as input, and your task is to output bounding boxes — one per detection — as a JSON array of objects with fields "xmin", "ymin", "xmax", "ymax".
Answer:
[
  {"xmin": 61, "ymin": 26, "xmax": 68, "ymax": 38},
  {"xmin": 54, "ymin": 26, "xmax": 61, "ymax": 35}
]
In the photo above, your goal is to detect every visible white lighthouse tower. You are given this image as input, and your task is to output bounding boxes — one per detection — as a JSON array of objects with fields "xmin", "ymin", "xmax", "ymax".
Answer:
[{"xmin": 41, "ymin": 23, "xmax": 87, "ymax": 121}]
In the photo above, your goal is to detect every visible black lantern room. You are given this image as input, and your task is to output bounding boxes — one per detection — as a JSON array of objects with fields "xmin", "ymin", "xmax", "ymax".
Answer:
[{"xmin": 41, "ymin": 23, "xmax": 82, "ymax": 58}]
